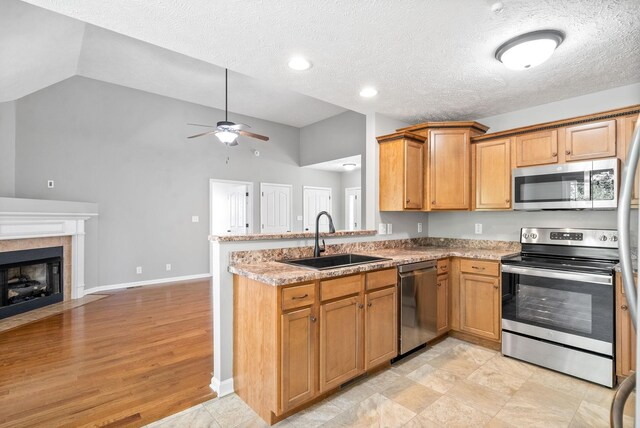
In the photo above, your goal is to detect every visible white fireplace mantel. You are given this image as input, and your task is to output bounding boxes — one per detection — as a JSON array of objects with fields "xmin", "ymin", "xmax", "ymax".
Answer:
[{"xmin": 0, "ymin": 197, "xmax": 99, "ymax": 299}]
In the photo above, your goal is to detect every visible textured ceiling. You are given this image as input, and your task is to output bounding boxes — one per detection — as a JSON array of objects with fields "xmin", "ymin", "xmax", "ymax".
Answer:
[
  {"xmin": 12, "ymin": 0, "xmax": 640, "ymax": 124},
  {"xmin": 0, "ymin": 1, "xmax": 346, "ymax": 127}
]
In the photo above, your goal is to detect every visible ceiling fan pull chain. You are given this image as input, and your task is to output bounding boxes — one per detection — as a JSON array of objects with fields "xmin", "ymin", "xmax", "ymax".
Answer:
[{"xmin": 225, "ymin": 68, "xmax": 228, "ymax": 122}]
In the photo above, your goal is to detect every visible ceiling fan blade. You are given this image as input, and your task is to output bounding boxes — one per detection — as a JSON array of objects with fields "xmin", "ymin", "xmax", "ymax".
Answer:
[
  {"xmin": 187, "ymin": 123, "xmax": 216, "ymax": 128},
  {"xmin": 187, "ymin": 130, "xmax": 218, "ymax": 139},
  {"xmin": 228, "ymin": 123, "xmax": 251, "ymax": 130},
  {"xmin": 239, "ymin": 130, "xmax": 269, "ymax": 141}
]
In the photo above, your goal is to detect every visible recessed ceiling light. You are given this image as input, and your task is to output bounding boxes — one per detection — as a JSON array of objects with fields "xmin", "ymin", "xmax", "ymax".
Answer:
[
  {"xmin": 288, "ymin": 56, "xmax": 312, "ymax": 71},
  {"xmin": 359, "ymin": 87, "xmax": 378, "ymax": 98},
  {"xmin": 495, "ymin": 30, "xmax": 565, "ymax": 70},
  {"xmin": 342, "ymin": 163, "xmax": 357, "ymax": 171}
]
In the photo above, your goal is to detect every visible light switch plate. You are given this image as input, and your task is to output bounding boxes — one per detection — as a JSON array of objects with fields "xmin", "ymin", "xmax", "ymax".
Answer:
[
  {"xmin": 136, "ymin": 266, "xmax": 142, "ymax": 274},
  {"xmin": 297, "ymin": 215, "xmax": 303, "ymax": 221},
  {"xmin": 378, "ymin": 223, "xmax": 387, "ymax": 235},
  {"xmin": 191, "ymin": 216, "xmax": 199, "ymax": 223},
  {"xmin": 475, "ymin": 223, "xmax": 483, "ymax": 234},
  {"xmin": 387, "ymin": 223, "xmax": 393, "ymax": 234},
  {"xmin": 166, "ymin": 264, "xmax": 172, "ymax": 271},
  {"xmin": 418, "ymin": 223, "xmax": 423, "ymax": 233}
]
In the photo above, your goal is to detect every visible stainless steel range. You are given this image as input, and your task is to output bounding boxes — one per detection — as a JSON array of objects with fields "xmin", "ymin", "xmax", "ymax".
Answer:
[{"xmin": 501, "ymin": 227, "xmax": 619, "ymax": 387}]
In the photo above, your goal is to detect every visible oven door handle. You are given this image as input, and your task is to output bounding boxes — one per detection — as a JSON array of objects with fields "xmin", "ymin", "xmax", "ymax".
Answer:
[{"xmin": 501, "ymin": 265, "xmax": 612, "ymax": 285}]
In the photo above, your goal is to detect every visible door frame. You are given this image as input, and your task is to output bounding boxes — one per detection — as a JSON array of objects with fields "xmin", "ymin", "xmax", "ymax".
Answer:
[
  {"xmin": 260, "ymin": 182, "xmax": 293, "ymax": 233},
  {"xmin": 302, "ymin": 186, "xmax": 333, "ymax": 232},
  {"xmin": 344, "ymin": 187, "xmax": 361, "ymax": 231},
  {"xmin": 209, "ymin": 179, "xmax": 254, "ymax": 235}
]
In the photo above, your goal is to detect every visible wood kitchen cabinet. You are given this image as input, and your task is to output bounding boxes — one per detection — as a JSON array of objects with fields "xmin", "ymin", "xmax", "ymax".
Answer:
[
  {"xmin": 472, "ymin": 138, "xmax": 512, "ymax": 210},
  {"xmin": 377, "ymin": 132, "xmax": 426, "ymax": 211},
  {"xmin": 563, "ymin": 120, "xmax": 616, "ymax": 162},
  {"xmin": 436, "ymin": 274, "xmax": 450, "ymax": 336},
  {"xmin": 233, "ymin": 268, "xmax": 398, "ymax": 424},
  {"xmin": 458, "ymin": 259, "xmax": 501, "ymax": 342},
  {"xmin": 622, "ymin": 114, "xmax": 640, "ymax": 207},
  {"xmin": 514, "ymin": 130, "xmax": 558, "ymax": 167},
  {"xmin": 616, "ymin": 272, "xmax": 637, "ymax": 379},
  {"xmin": 428, "ymin": 129, "xmax": 472, "ymax": 210}
]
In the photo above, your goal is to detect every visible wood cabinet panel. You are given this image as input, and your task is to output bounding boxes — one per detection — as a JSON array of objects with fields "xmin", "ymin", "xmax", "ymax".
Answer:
[
  {"xmin": 473, "ymin": 138, "xmax": 512, "ymax": 210},
  {"xmin": 378, "ymin": 133, "xmax": 426, "ymax": 211},
  {"xmin": 282, "ymin": 283, "xmax": 316, "ymax": 311},
  {"xmin": 365, "ymin": 287, "xmax": 397, "ymax": 369},
  {"xmin": 405, "ymin": 141, "xmax": 424, "ymax": 209},
  {"xmin": 563, "ymin": 120, "xmax": 616, "ymax": 161},
  {"xmin": 622, "ymin": 114, "xmax": 640, "ymax": 207},
  {"xmin": 365, "ymin": 268, "xmax": 397, "ymax": 291},
  {"xmin": 460, "ymin": 259, "xmax": 500, "ymax": 276},
  {"xmin": 515, "ymin": 130, "xmax": 558, "ymax": 167},
  {"xmin": 320, "ymin": 274, "xmax": 362, "ymax": 301},
  {"xmin": 436, "ymin": 274, "xmax": 450, "ymax": 336},
  {"xmin": 459, "ymin": 273, "xmax": 500, "ymax": 341},
  {"xmin": 437, "ymin": 258, "xmax": 449, "ymax": 275},
  {"xmin": 616, "ymin": 272, "xmax": 637, "ymax": 378},
  {"xmin": 281, "ymin": 307, "xmax": 315, "ymax": 411},
  {"xmin": 319, "ymin": 296, "xmax": 363, "ymax": 392},
  {"xmin": 429, "ymin": 129, "xmax": 471, "ymax": 210}
]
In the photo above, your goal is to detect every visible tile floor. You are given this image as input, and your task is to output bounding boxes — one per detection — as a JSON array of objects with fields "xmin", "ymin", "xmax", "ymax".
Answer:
[{"xmin": 146, "ymin": 337, "xmax": 635, "ymax": 427}]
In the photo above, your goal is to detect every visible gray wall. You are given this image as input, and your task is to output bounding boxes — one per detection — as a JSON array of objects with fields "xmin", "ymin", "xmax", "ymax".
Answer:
[
  {"xmin": 14, "ymin": 76, "xmax": 348, "ymax": 288},
  {"xmin": 428, "ymin": 82, "xmax": 640, "ymax": 240},
  {"xmin": 0, "ymin": 101, "xmax": 16, "ymax": 197},
  {"xmin": 300, "ymin": 111, "xmax": 366, "ymax": 166}
]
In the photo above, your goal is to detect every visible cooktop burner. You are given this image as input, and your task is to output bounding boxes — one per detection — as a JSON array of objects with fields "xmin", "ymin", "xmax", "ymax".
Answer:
[{"xmin": 501, "ymin": 253, "xmax": 618, "ymax": 275}]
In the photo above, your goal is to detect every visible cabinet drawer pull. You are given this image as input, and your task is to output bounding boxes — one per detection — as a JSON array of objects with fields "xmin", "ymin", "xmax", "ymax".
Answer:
[
  {"xmin": 310, "ymin": 316, "xmax": 317, "ymax": 322},
  {"xmin": 622, "ymin": 305, "xmax": 628, "ymax": 311},
  {"xmin": 565, "ymin": 150, "xmax": 571, "ymax": 155},
  {"xmin": 291, "ymin": 294, "xmax": 309, "ymax": 300},
  {"xmin": 472, "ymin": 266, "xmax": 485, "ymax": 270}
]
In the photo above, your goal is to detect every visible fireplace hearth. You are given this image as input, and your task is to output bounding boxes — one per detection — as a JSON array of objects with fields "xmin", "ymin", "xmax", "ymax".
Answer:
[{"xmin": 0, "ymin": 246, "xmax": 64, "ymax": 319}]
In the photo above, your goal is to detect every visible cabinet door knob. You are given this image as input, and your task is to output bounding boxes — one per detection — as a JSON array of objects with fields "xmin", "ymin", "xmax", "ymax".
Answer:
[
  {"xmin": 622, "ymin": 305, "xmax": 628, "ymax": 311},
  {"xmin": 565, "ymin": 150, "xmax": 571, "ymax": 155},
  {"xmin": 493, "ymin": 285, "xmax": 499, "ymax": 289},
  {"xmin": 432, "ymin": 201, "xmax": 436, "ymax": 205},
  {"xmin": 552, "ymin": 152, "xmax": 558, "ymax": 157},
  {"xmin": 368, "ymin": 302, "xmax": 372, "ymax": 307},
  {"xmin": 358, "ymin": 303, "xmax": 364, "ymax": 309},
  {"xmin": 437, "ymin": 283, "xmax": 441, "ymax": 287},
  {"xmin": 406, "ymin": 199, "xmax": 411, "ymax": 204},
  {"xmin": 310, "ymin": 316, "xmax": 317, "ymax": 322},
  {"xmin": 505, "ymin": 199, "xmax": 510, "ymax": 203}
]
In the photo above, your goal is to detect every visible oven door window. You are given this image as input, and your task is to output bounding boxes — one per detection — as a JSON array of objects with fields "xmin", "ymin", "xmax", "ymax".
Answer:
[
  {"xmin": 514, "ymin": 171, "xmax": 590, "ymax": 203},
  {"xmin": 502, "ymin": 273, "xmax": 613, "ymax": 343}
]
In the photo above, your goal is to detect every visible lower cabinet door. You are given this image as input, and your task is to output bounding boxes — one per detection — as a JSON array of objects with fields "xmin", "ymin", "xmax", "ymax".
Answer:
[
  {"xmin": 459, "ymin": 273, "xmax": 500, "ymax": 340},
  {"xmin": 320, "ymin": 296, "xmax": 363, "ymax": 392},
  {"xmin": 365, "ymin": 287, "xmax": 397, "ymax": 369},
  {"xmin": 281, "ymin": 307, "xmax": 315, "ymax": 411},
  {"xmin": 436, "ymin": 275, "xmax": 450, "ymax": 336}
]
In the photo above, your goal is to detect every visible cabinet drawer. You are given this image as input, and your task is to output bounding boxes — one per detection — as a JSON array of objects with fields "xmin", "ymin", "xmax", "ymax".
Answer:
[
  {"xmin": 282, "ymin": 283, "xmax": 316, "ymax": 311},
  {"xmin": 366, "ymin": 268, "xmax": 397, "ymax": 291},
  {"xmin": 460, "ymin": 259, "xmax": 499, "ymax": 276},
  {"xmin": 321, "ymin": 275, "xmax": 362, "ymax": 301},
  {"xmin": 437, "ymin": 259, "xmax": 449, "ymax": 275}
]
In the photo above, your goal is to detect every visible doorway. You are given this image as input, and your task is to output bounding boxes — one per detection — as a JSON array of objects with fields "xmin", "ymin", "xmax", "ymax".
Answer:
[
  {"xmin": 209, "ymin": 179, "xmax": 253, "ymax": 236},
  {"xmin": 303, "ymin": 186, "xmax": 332, "ymax": 232},
  {"xmin": 344, "ymin": 187, "xmax": 362, "ymax": 231},
  {"xmin": 260, "ymin": 183, "xmax": 292, "ymax": 233}
]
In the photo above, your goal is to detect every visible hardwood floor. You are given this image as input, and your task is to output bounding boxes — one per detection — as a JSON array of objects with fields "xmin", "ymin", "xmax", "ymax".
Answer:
[{"xmin": 0, "ymin": 280, "xmax": 216, "ymax": 427}]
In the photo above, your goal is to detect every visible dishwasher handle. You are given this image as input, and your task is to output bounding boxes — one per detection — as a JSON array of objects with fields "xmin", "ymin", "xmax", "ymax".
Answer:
[{"xmin": 398, "ymin": 260, "xmax": 437, "ymax": 274}]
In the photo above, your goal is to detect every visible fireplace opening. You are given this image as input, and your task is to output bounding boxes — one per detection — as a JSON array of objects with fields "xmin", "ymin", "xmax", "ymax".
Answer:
[{"xmin": 0, "ymin": 246, "xmax": 64, "ymax": 319}]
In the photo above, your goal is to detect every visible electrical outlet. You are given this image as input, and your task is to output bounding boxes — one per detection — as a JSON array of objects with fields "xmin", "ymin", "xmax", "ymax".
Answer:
[
  {"xmin": 418, "ymin": 223, "xmax": 423, "ymax": 233},
  {"xmin": 475, "ymin": 223, "xmax": 483, "ymax": 234},
  {"xmin": 297, "ymin": 215, "xmax": 303, "ymax": 221},
  {"xmin": 136, "ymin": 266, "xmax": 142, "ymax": 274},
  {"xmin": 378, "ymin": 223, "xmax": 387, "ymax": 235},
  {"xmin": 166, "ymin": 263, "xmax": 172, "ymax": 272},
  {"xmin": 387, "ymin": 223, "xmax": 393, "ymax": 234},
  {"xmin": 47, "ymin": 180, "xmax": 54, "ymax": 189},
  {"xmin": 191, "ymin": 216, "xmax": 199, "ymax": 223}
]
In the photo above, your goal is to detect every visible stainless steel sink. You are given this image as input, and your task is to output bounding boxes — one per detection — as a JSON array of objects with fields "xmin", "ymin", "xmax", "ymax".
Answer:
[{"xmin": 279, "ymin": 253, "xmax": 390, "ymax": 270}]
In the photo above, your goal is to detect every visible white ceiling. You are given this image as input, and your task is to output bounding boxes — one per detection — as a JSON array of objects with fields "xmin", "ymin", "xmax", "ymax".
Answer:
[
  {"xmin": 305, "ymin": 155, "xmax": 362, "ymax": 173},
  {"xmin": 10, "ymin": 0, "xmax": 640, "ymax": 125}
]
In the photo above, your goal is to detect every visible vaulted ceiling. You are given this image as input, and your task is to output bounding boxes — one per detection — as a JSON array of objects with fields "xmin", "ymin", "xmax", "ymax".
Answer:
[{"xmin": 7, "ymin": 0, "xmax": 640, "ymax": 125}]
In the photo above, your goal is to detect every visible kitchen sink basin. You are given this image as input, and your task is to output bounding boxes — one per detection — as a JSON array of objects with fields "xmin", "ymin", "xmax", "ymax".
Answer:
[{"xmin": 280, "ymin": 254, "xmax": 390, "ymax": 270}]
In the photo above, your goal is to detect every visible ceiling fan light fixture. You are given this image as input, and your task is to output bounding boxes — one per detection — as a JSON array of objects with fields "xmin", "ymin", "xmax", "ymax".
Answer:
[
  {"xmin": 359, "ymin": 87, "xmax": 378, "ymax": 98},
  {"xmin": 495, "ymin": 29, "xmax": 564, "ymax": 70},
  {"xmin": 342, "ymin": 163, "xmax": 357, "ymax": 171},
  {"xmin": 216, "ymin": 130, "xmax": 239, "ymax": 145},
  {"xmin": 288, "ymin": 56, "xmax": 312, "ymax": 71}
]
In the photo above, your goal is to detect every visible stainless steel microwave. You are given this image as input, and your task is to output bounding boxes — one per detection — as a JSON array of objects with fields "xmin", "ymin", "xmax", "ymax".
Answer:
[{"xmin": 512, "ymin": 158, "xmax": 619, "ymax": 210}]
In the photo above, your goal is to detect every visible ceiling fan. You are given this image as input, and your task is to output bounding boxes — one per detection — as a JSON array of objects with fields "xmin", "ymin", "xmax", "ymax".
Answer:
[{"xmin": 187, "ymin": 68, "xmax": 269, "ymax": 146}]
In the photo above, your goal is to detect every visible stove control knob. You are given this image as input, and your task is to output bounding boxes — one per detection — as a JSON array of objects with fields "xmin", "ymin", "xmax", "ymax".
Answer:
[
  {"xmin": 523, "ymin": 233, "xmax": 530, "ymax": 239},
  {"xmin": 531, "ymin": 233, "xmax": 538, "ymax": 239},
  {"xmin": 599, "ymin": 235, "xmax": 608, "ymax": 242},
  {"xmin": 610, "ymin": 235, "xmax": 618, "ymax": 242}
]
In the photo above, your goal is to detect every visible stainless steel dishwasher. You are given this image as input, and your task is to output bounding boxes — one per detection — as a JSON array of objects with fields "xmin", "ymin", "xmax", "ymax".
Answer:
[{"xmin": 398, "ymin": 260, "xmax": 438, "ymax": 355}]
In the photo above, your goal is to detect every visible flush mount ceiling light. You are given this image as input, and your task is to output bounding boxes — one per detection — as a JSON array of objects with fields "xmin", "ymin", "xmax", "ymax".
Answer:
[
  {"xmin": 359, "ymin": 87, "xmax": 378, "ymax": 98},
  {"xmin": 342, "ymin": 162, "xmax": 357, "ymax": 171},
  {"xmin": 288, "ymin": 56, "xmax": 312, "ymax": 71},
  {"xmin": 495, "ymin": 30, "xmax": 565, "ymax": 70}
]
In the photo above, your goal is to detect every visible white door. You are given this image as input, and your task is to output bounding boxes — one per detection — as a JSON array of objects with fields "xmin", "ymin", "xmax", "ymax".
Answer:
[
  {"xmin": 345, "ymin": 187, "xmax": 361, "ymax": 231},
  {"xmin": 303, "ymin": 186, "xmax": 332, "ymax": 232},
  {"xmin": 261, "ymin": 183, "xmax": 292, "ymax": 233},
  {"xmin": 210, "ymin": 180, "xmax": 251, "ymax": 236}
]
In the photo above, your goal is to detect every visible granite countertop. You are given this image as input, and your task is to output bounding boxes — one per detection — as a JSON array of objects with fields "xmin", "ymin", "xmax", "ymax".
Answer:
[
  {"xmin": 228, "ymin": 246, "xmax": 520, "ymax": 286},
  {"xmin": 210, "ymin": 229, "xmax": 377, "ymax": 242}
]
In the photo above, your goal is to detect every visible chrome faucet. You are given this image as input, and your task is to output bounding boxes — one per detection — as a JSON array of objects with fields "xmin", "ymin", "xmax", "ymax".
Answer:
[{"xmin": 313, "ymin": 211, "xmax": 336, "ymax": 257}]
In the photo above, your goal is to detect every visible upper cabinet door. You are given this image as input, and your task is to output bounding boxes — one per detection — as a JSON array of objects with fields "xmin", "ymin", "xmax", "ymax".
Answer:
[
  {"xmin": 404, "ymin": 140, "xmax": 424, "ymax": 210},
  {"xmin": 429, "ymin": 129, "xmax": 470, "ymax": 210},
  {"xmin": 473, "ymin": 138, "xmax": 512, "ymax": 210},
  {"xmin": 514, "ymin": 130, "xmax": 558, "ymax": 167},
  {"xmin": 564, "ymin": 120, "xmax": 616, "ymax": 162},
  {"xmin": 623, "ymin": 114, "xmax": 640, "ymax": 207}
]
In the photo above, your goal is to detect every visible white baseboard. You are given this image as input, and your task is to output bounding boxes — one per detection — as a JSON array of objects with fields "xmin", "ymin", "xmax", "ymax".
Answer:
[
  {"xmin": 85, "ymin": 273, "xmax": 212, "ymax": 294},
  {"xmin": 210, "ymin": 376, "xmax": 235, "ymax": 397}
]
